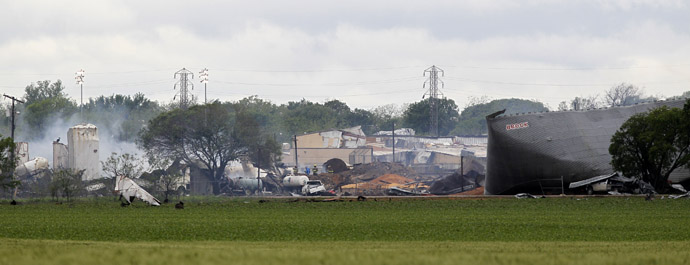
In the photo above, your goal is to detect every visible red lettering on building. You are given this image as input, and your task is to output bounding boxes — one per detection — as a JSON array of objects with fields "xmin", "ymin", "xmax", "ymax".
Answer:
[{"xmin": 506, "ymin": 122, "xmax": 529, "ymax": 131}]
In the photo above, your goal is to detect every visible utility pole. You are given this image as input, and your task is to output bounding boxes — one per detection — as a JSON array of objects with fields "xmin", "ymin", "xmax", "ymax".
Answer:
[
  {"xmin": 293, "ymin": 135, "xmax": 299, "ymax": 171},
  {"xmin": 257, "ymin": 147, "xmax": 261, "ymax": 196},
  {"xmin": 199, "ymin": 68, "xmax": 208, "ymax": 104},
  {"xmin": 423, "ymin": 65, "xmax": 444, "ymax": 137},
  {"xmin": 4, "ymin": 94, "xmax": 24, "ymax": 200},
  {"xmin": 392, "ymin": 122, "xmax": 395, "ymax": 163},
  {"xmin": 3, "ymin": 94, "xmax": 24, "ymax": 141},
  {"xmin": 174, "ymin": 68, "xmax": 194, "ymax": 109},
  {"xmin": 75, "ymin": 69, "xmax": 85, "ymax": 117}
]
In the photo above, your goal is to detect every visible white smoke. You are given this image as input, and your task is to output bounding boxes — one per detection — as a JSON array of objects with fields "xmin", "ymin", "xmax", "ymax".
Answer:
[{"xmin": 21, "ymin": 112, "xmax": 146, "ymax": 176}]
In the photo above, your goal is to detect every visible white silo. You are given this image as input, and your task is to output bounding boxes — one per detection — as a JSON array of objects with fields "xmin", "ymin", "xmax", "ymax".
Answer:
[
  {"xmin": 53, "ymin": 141, "xmax": 68, "ymax": 169},
  {"xmin": 67, "ymin": 124, "xmax": 100, "ymax": 181}
]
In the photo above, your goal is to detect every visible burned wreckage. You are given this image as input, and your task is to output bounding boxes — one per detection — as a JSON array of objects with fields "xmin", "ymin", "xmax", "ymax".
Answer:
[{"xmin": 484, "ymin": 98, "xmax": 689, "ymax": 195}]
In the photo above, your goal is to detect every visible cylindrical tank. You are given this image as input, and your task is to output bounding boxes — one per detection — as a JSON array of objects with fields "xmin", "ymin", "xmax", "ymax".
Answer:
[
  {"xmin": 234, "ymin": 178, "xmax": 263, "ymax": 190},
  {"xmin": 282, "ymin": 175, "xmax": 309, "ymax": 187},
  {"xmin": 15, "ymin": 157, "xmax": 49, "ymax": 176}
]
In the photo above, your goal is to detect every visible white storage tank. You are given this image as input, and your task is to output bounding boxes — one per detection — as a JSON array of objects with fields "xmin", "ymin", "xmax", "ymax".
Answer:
[
  {"xmin": 283, "ymin": 175, "xmax": 309, "ymax": 187},
  {"xmin": 15, "ymin": 157, "xmax": 49, "ymax": 176},
  {"xmin": 67, "ymin": 124, "xmax": 100, "ymax": 181},
  {"xmin": 234, "ymin": 178, "xmax": 263, "ymax": 191}
]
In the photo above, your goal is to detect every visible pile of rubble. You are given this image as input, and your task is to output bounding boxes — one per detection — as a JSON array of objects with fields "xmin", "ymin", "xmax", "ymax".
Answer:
[
  {"xmin": 428, "ymin": 170, "xmax": 484, "ymax": 195},
  {"xmin": 347, "ymin": 162, "xmax": 419, "ymax": 181},
  {"xmin": 308, "ymin": 162, "xmax": 419, "ymax": 191}
]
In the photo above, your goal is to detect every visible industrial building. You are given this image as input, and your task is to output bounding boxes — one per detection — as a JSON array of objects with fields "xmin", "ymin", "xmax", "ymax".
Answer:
[{"xmin": 484, "ymin": 98, "xmax": 690, "ymax": 195}]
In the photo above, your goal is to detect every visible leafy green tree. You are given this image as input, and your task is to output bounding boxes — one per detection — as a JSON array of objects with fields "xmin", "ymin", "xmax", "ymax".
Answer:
[
  {"xmin": 21, "ymin": 80, "xmax": 77, "ymax": 138},
  {"xmin": 609, "ymin": 103, "xmax": 690, "ymax": 193},
  {"xmin": 49, "ymin": 169, "xmax": 84, "ymax": 202},
  {"xmin": 23, "ymin": 80, "xmax": 68, "ymax": 106},
  {"xmin": 403, "ymin": 98, "xmax": 460, "ymax": 136},
  {"xmin": 453, "ymin": 98, "xmax": 548, "ymax": 135},
  {"xmin": 139, "ymin": 102, "xmax": 277, "ymax": 194},
  {"xmin": 0, "ymin": 136, "xmax": 19, "ymax": 191},
  {"xmin": 281, "ymin": 99, "xmax": 338, "ymax": 136}
]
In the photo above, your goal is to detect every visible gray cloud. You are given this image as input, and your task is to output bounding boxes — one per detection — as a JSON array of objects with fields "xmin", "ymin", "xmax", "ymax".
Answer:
[{"xmin": 1, "ymin": 0, "xmax": 689, "ymax": 111}]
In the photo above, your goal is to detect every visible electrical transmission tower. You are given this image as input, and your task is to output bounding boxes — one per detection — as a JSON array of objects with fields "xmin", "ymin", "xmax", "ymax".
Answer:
[
  {"xmin": 174, "ymin": 68, "xmax": 194, "ymax": 109},
  {"xmin": 423, "ymin": 65, "xmax": 444, "ymax": 137}
]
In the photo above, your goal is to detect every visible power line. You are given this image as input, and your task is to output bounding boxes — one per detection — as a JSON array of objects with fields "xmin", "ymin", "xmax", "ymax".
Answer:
[
  {"xmin": 214, "ymin": 77, "xmax": 418, "ymax": 87},
  {"xmin": 440, "ymin": 63, "xmax": 690, "ymax": 71},
  {"xmin": 443, "ymin": 76, "xmax": 690, "ymax": 87},
  {"xmin": 211, "ymin": 65, "xmax": 422, "ymax": 73}
]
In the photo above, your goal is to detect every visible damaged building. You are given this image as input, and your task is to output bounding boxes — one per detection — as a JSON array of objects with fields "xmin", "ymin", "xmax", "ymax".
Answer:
[
  {"xmin": 368, "ymin": 128, "xmax": 487, "ymax": 180},
  {"xmin": 282, "ymin": 126, "xmax": 374, "ymax": 173},
  {"xmin": 484, "ymin": 98, "xmax": 690, "ymax": 195}
]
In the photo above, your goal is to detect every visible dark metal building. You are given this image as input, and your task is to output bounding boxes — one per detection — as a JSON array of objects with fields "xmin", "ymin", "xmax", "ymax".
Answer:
[{"xmin": 485, "ymin": 98, "xmax": 688, "ymax": 195}]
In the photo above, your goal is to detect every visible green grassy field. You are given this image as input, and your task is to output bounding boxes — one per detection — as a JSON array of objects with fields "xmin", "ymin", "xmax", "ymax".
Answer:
[{"xmin": 1, "ymin": 197, "xmax": 689, "ymax": 264}]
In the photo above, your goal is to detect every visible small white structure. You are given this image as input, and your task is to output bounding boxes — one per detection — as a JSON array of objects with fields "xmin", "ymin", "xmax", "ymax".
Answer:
[
  {"xmin": 52, "ymin": 142, "xmax": 69, "ymax": 169},
  {"xmin": 115, "ymin": 175, "xmax": 161, "ymax": 206},
  {"xmin": 67, "ymin": 124, "xmax": 100, "ymax": 181}
]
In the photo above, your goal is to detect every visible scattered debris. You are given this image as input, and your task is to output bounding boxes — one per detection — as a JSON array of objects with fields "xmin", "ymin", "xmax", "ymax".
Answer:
[
  {"xmin": 386, "ymin": 186, "xmax": 426, "ymax": 196},
  {"xmin": 669, "ymin": 192, "xmax": 690, "ymax": 199},
  {"xmin": 115, "ymin": 175, "xmax": 161, "ymax": 206},
  {"xmin": 429, "ymin": 170, "xmax": 483, "ymax": 195},
  {"xmin": 671, "ymin": 184, "xmax": 687, "ymax": 193},
  {"xmin": 569, "ymin": 172, "xmax": 656, "ymax": 195},
  {"xmin": 515, "ymin": 193, "xmax": 542, "ymax": 199}
]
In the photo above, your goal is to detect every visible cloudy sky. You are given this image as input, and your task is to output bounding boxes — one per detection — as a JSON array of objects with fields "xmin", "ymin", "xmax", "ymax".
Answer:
[{"xmin": 1, "ymin": 0, "xmax": 689, "ymax": 110}]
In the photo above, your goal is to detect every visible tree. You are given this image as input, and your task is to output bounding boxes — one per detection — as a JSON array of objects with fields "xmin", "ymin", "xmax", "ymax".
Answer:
[
  {"xmin": 280, "ymin": 99, "xmax": 340, "ymax": 136},
  {"xmin": 22, "ymin": 80, "xmax": 77, "ymax": 138},
  {"xmin": 0, "ymin": 135, "xmax": 19, "ymax": 191},
  {"xmin": 140, "ymin": 154, "xmax": 185, "ymax": 203},
  {"xmin": 138, "ymin": 102, "xmax": 261, "ymax": 194},
  {"xmin": 50, "ymin": 169, "xmax": 84, "ymax": 202},
  {"xmin": 604, "ymin": 83, "xmax": 642, "ymax": 107},
  {"xmin": 101, "ymin": 152, "xmax": 144, "ymax": 180},
  {"xmin": 569, "ymin": 95, "xmax": 601, "ymax": 111},
  {"xmin": 609, "ymin": 103, "xmax": 690, "ymax": 193},
  {"xmin": 23, "ymin": 80, "xmax": 68, "ymax": 106},
  {"xmin": 403, "ymin": 98, "xmax": 459, "ymax": 136}
]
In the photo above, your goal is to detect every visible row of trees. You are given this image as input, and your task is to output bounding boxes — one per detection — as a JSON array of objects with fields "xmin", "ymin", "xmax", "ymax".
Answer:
[
  {"xmin": 0, "ymin": 80, "xmax": 554, "ymax": 142},
  {"xmin": 8, "ymin": 80, "xmax": 675, "ymax": 142},
  {"xmin": 557, "ymin": 83, "xmax": 658, "ymax": 111}
]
